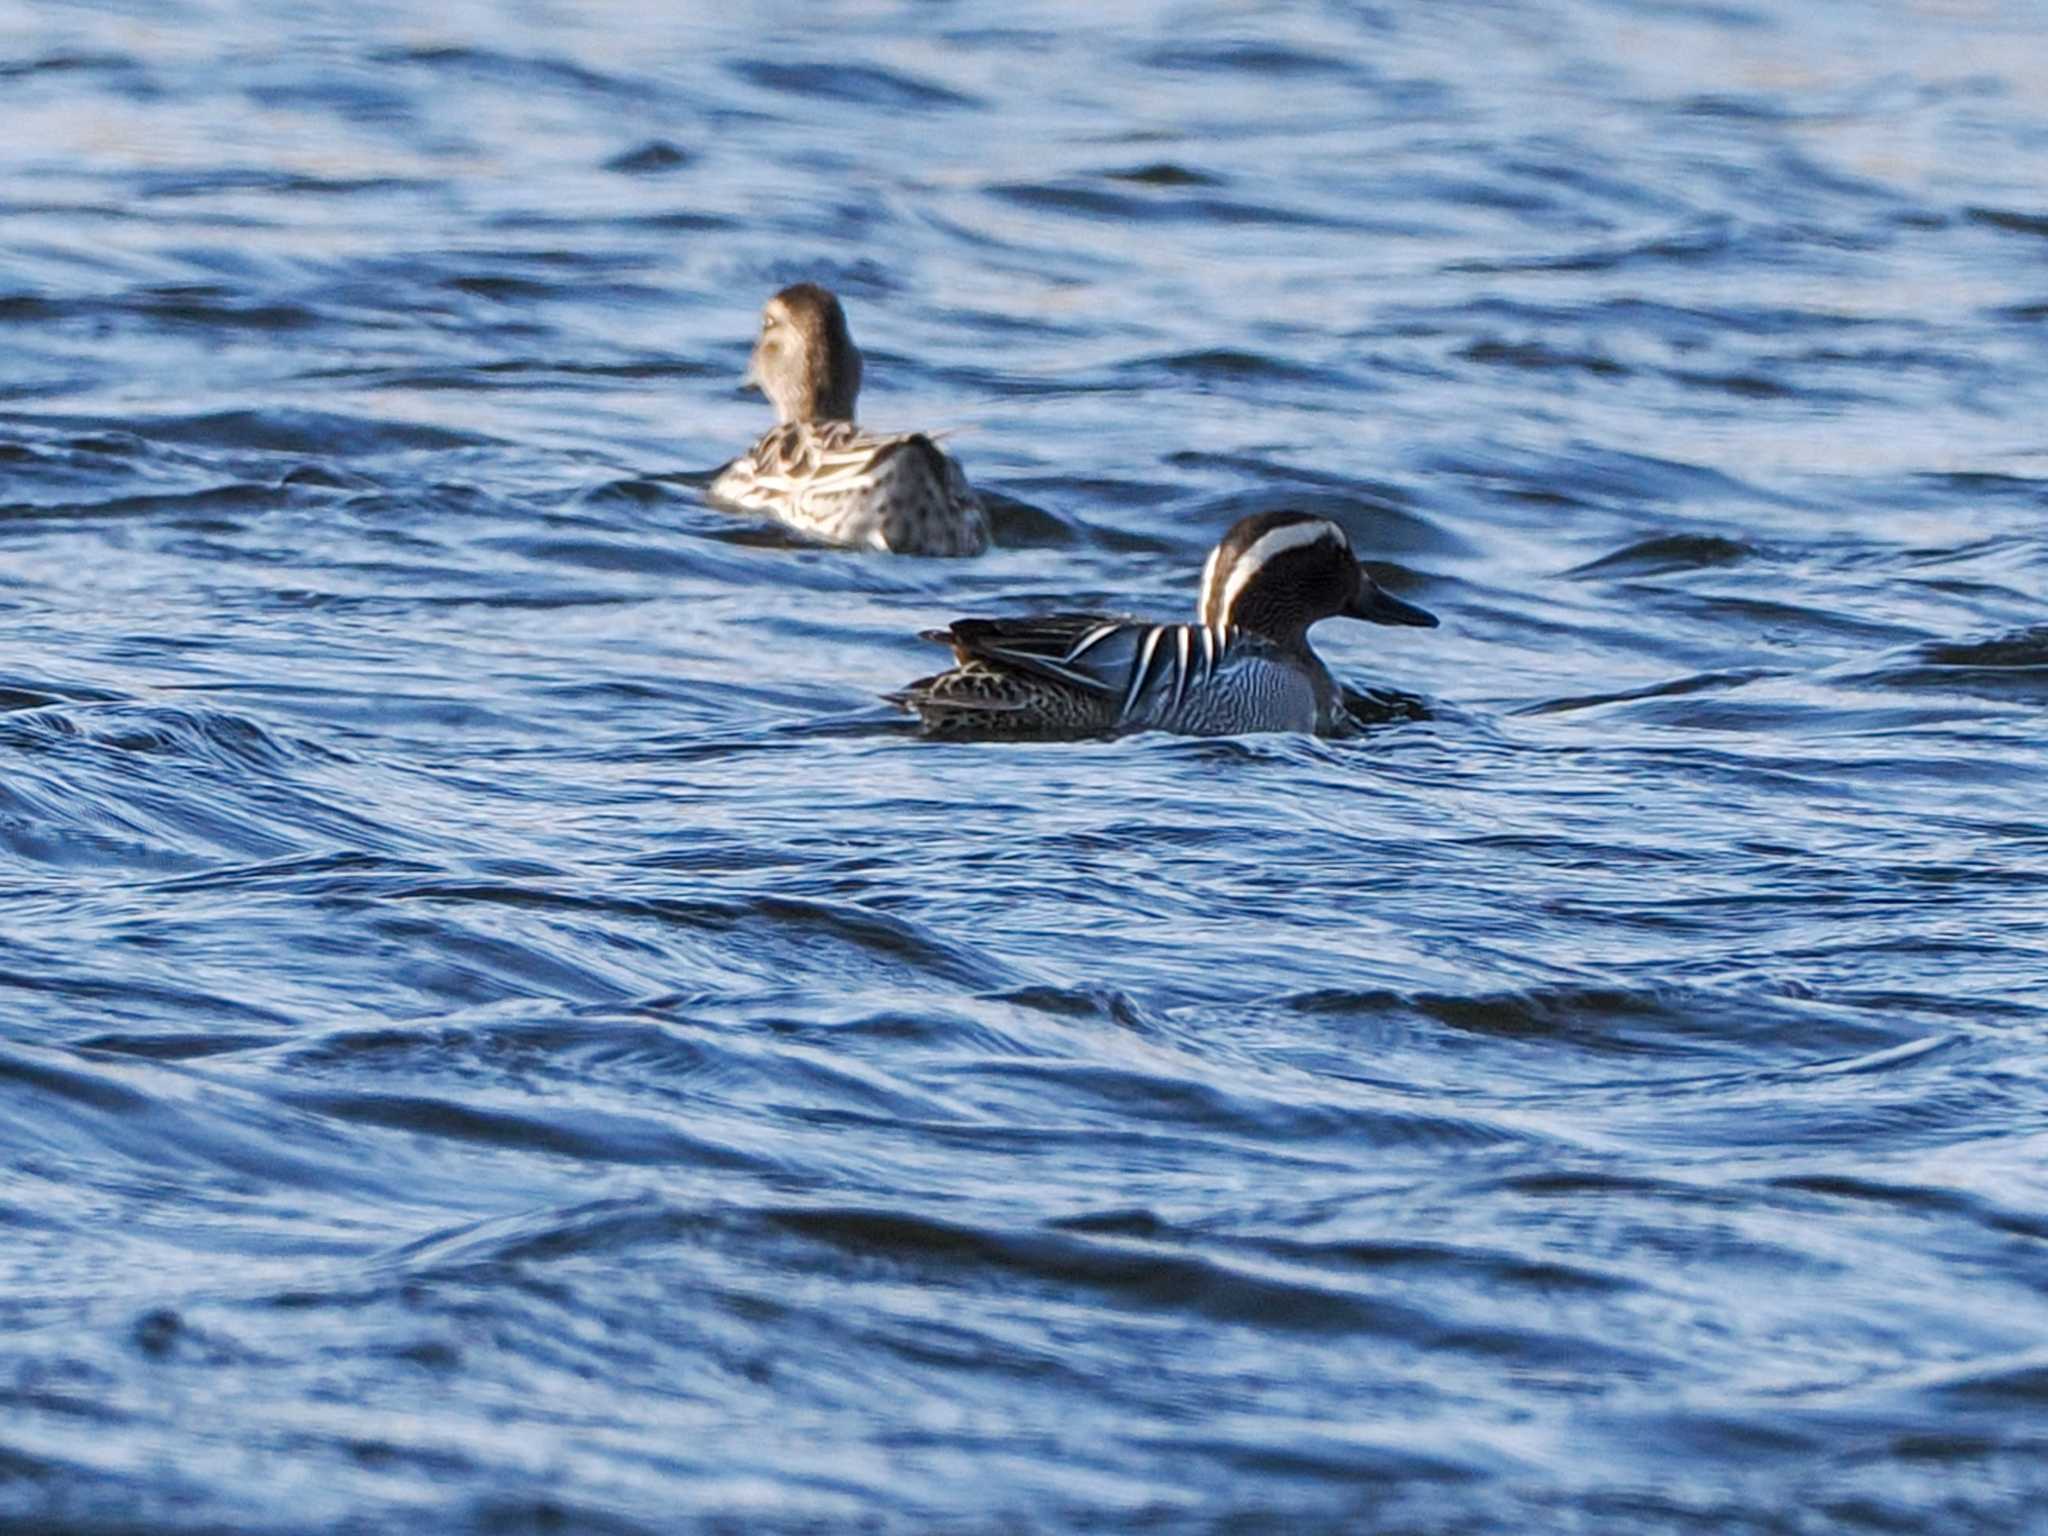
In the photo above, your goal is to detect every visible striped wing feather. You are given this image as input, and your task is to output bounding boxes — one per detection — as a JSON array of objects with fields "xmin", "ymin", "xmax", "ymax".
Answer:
[
  {"xmin": 938, "ymin": 616, "xmax": 1226, "ymax": 723},
  {"xmin": 940, "ymin": 614, "xmax": 1141, "ymax": 692},
  {"xmin": 896, "ymin": 615, "xmax": 1294, "ymax": 738}
]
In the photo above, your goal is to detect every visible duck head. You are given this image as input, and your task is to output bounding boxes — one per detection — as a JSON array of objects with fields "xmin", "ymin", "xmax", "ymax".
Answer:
[
  {"xmin": 1196, "ymin": 510, "xmax": 1438, "ymax": 642},
  {"xmin": 741, "ymin": 282, "xmax": 863, "ymax": 425}
]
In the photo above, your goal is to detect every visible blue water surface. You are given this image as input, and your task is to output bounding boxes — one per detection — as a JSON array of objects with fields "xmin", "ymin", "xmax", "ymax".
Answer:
[{"xmin": 3, "ymin": 1, "xmax": 2047, "ymax": 1530}]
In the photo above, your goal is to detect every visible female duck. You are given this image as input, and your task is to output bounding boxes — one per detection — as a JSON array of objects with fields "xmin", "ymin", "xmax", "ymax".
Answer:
[
  {"xmin": 709, "ymin": 284, "xmax": 990, "ymax": 557},
  {"xmin": 892, "ymin": 510, "xmax": 1437, "ymax": 738}
]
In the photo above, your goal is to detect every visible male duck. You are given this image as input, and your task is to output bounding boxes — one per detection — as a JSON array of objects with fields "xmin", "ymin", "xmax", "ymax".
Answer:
[
  {"xmin": 709, "ymin": 283, "xmax": 990, "ymax": 557},
  {"xmin": 892, "ymin": 510, "xmax": 1438, "ymax": 739}
]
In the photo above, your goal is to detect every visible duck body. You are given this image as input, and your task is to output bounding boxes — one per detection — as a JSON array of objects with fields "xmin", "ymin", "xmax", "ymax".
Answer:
[
  {"xmin": 709, "ymin": 283, "xmax": 989, "ymax": 557},
  {"xmin": 710, "ymin": 418, "xmax": 988, "ymax": 557},
  {"xmin": 899, "ymin": 614, "xmax": 1339, "ymax": 738},
  {"xmin": 892, "ymin": 510, "xmax": 1437, "ymax": 741}
]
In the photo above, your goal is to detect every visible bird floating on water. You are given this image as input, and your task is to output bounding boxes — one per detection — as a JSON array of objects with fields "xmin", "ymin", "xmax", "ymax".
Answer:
[
  {"xmin": 891, "ymin": 510, "xmax": 1437, "ymax": 739},
  {"xmin": 709, "ymin": 283, "xmax": 990, "ymax": 557}
]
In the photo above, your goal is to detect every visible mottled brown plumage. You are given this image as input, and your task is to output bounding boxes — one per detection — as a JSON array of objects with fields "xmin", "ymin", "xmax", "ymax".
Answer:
[{"xmin": 709, "ymin": 284, "xmax": 988, "ymax": 557}]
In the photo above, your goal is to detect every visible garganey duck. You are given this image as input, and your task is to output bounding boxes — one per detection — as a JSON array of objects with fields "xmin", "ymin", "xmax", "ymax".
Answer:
[
  {"xmin": 891, "ymin": 510, "xmax": 1437, "ymax": 739},
  {"xmin": 709, "ymin": 283, "xmax": 989, "ymax": 557}
]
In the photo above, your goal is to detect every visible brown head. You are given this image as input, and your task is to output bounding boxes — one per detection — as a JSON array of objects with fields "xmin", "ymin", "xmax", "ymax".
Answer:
[
  {"xmin": 741, "ymin": 282, "xmax": 863, "ymax": 424},
  {"xmin": 1195, "ymin": 511, "xmax": 1439, "ymax": 643}
]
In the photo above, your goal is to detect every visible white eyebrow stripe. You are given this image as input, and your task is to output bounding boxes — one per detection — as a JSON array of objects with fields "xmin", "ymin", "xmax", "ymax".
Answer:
[
  {"xmin": 1215, "ymin": 520, "xmax": 1343, "ymax": 625},
  {"xmin": 1195, "ymin": 543, "xmax": 1226, "ymax": 627}
]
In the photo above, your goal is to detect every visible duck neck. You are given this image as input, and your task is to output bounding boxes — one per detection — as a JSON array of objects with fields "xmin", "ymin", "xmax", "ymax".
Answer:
[
  {"xmin": 785, "ymin": 373, "xmax": 857, "ymax": 425},
  {"xmin": 1228, "ymin": 598, "xmax": 1315, "ymax": 654}
]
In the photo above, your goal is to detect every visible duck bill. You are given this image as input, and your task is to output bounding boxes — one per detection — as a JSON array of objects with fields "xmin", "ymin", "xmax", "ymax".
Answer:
[
  {"xmin": 739, "ymin": 345, "xmax": 764, "ymax": 394},
  {"xmin": 1347, "ymin": 582, "xmax": 1438, "ymax": 628}
]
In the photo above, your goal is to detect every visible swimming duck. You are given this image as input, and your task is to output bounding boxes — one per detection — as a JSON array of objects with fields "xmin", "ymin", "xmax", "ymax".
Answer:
[
  {"xmin": 708, "ymin": 283, "xmax": 990, "ymax": 557},
  {"xmin": 891, "ymin": 510, "xmax": 1438, "ymax": 739}
]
